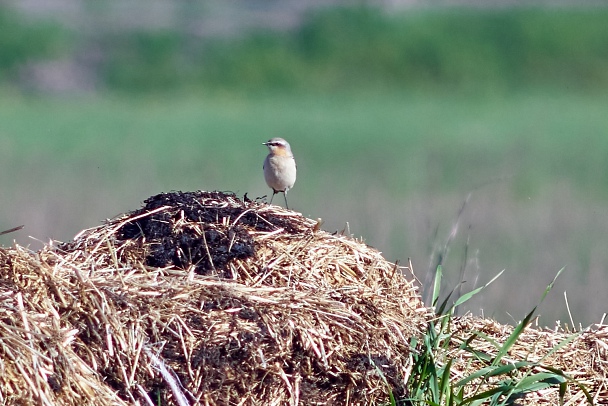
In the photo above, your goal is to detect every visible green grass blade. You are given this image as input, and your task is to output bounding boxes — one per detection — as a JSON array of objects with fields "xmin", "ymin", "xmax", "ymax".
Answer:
[
  {"xmin": 439, "ymin": 358, "xmax": 453, "ymax": 402},
  {"xmin": 515, "ymin": 372, "xmax": 567, "ymax": 389},
  {"xmin": 454, "ymin": 362, "xmax": 532, "ymax": 387},
  {"xmin": 460, "ymin": 386, "xmax": 509, "ymax": 404},
  {"xmin": 432, "ymin": 265, "xmax": 443, "ymax": 308},
  {"xmin": 536, "ymin": 365, "xmax": 595, "ymax": 404},
  {"xmin": 453, "ymin": 270, "xmax": 505, "ymax": 308},
  {"xmin": 493, "ymin": 268, "xmax": 564, "ymax": 365},
  {"xmin": 492, "ymin": 308, "xmax": 536, "ymax": 365}
]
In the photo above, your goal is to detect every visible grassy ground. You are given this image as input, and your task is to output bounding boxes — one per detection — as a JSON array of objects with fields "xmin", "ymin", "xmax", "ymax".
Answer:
[{"xmin": 1, "ymin": 88, "xmax": 607, "ymax": 327}]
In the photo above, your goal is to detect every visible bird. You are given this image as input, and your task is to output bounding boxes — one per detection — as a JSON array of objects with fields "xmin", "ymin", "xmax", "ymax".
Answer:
[{"xmin": 263, "ymin": 137, "xmax": 297, "ymax": 209}]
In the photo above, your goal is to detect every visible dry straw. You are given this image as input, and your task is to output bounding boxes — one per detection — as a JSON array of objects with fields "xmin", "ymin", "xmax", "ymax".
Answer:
[
  {"xmin": 0, "ymin": 191, "xmax": 427, "ymax": 405},
  {"xmin": 448, "ymin": 315, "xmax": 608, "ymax": 405},
  {"xmin": 0, "ymin": 191, "xmax": 605, "ymax": 405}
]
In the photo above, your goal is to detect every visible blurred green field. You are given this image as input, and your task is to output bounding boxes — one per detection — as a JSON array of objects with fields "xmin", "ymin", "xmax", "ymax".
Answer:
[
  {"xmin": 1, "ymin": 88, "xmax": 607, "ymax": 327},
  {"xmin": 4, "ymin": 5, "xmax": 608, "ymax": 93}
]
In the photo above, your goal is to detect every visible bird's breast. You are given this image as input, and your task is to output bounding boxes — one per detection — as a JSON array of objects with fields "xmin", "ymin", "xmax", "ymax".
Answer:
[
  {"xmin": 264, "ymin": 155, "xmax": 296, "ymax": 191},
  {"xmin": 272, "ymin": 148, "xmax": 293, "ymax": 158}
]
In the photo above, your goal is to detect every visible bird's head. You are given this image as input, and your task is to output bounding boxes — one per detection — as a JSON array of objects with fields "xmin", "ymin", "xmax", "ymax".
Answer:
[{"xmin": 263, "ymin": 138, "xmax": 293, "ymax": 157}]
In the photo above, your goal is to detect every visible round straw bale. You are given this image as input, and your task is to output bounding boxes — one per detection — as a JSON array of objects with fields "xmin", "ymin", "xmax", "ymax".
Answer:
[{"xmin": 0, "ymin": 191, "xmax": 428, "ymax": 405}]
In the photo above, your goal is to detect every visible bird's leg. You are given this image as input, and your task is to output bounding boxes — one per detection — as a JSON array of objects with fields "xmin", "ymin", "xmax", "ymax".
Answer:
[
  {"xmin": 269, "ymin": 190, "xmax": 277, "ymax": 205},
  {"xmin": 283, "ymin": 191, "xmax": 289, "ymax": 209}
]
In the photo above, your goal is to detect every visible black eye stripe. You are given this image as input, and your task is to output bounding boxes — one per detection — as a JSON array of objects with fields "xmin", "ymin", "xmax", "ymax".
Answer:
[{"xmin": 266, "ymin": 140, "xmax": 287, "ymax": 148}]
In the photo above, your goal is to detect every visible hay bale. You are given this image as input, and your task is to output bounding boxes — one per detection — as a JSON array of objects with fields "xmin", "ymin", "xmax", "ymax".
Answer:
[
  {"xmin": 448, "ymin": 315, "xmax": 608, "ymax": 404},
  {"xmin": 0, "ymin": 191, "xmax": 427, "ymax": 405},
  {"xmin": 0, "ymin": 246, "xmax": 129, "ymax": 405}
]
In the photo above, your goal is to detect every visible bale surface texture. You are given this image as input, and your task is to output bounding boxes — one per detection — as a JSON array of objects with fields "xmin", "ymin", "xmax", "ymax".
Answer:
[{"xmin": 0, "ymin": 191, "xmax": 427, "ymax": 405}]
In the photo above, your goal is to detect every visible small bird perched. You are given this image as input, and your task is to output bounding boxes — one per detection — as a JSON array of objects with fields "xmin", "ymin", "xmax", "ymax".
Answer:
[{"xmin": 263, "ymin": 137, "xmax": 297, "ymax": 209}]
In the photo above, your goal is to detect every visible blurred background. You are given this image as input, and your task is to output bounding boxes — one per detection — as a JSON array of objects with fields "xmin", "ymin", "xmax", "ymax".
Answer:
[{"xmin": 1, "ymin": 0, "xmax": 607, "ymax": 327}]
